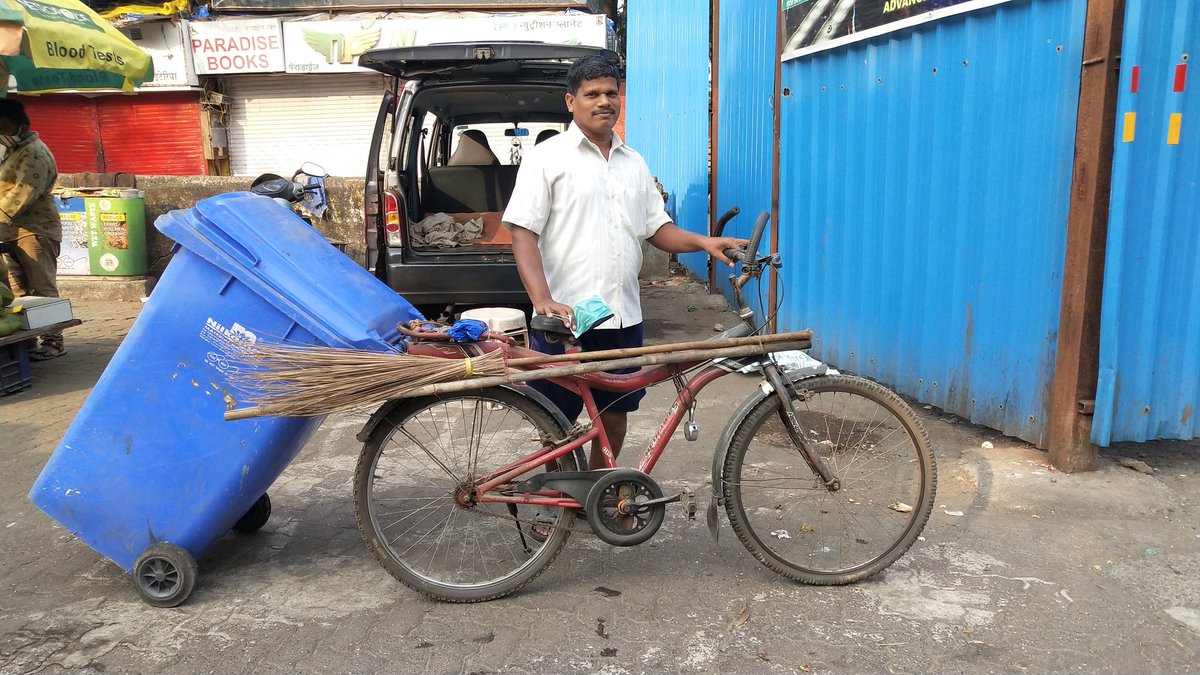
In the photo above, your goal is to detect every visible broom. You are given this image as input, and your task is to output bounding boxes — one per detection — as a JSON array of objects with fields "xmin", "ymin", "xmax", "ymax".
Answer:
[
  {"xmin": 224, "ymin": 331, "xmax": 812, "ymax": 420},
  {"xmin": 227, "ymin": 341, "xmax": 507, "ymax": 417}
]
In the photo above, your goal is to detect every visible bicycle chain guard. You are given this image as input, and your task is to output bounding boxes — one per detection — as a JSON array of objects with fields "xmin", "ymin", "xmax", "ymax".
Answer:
[{"xmin": 584, "ymin": 469, "xmax": 667, "ymax": 547}]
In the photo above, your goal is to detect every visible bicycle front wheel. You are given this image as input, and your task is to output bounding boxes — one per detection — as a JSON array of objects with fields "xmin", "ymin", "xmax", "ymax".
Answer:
[
  {"xmin": 723, "ymin": 374, "xmax": 936, "ymax": 585},
  {"xmin": 353, "ymin": 387, "xmax": 582, "ymax": 602}
]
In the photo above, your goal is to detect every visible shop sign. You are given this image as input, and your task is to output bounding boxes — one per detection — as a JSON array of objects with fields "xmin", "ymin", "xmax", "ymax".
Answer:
[
  {"xmin": 122, "ymin": 20, "xmax": 198, "ymax": 88},
  {"xmin": 282, "ymin": 18, "xmax": 386, "ymax": 73},
  {"xmin": 190, "ymin": 18, "xmax": 284, "ymax": 74},
  {"xmin": 782, "ymin": 0, "xmax": 1012, "ymax": 59},
  {"xmin": 283, "ymin": 13, "xmax": 609, "ymax": 73},
  {"xmin": 459, "ymin": 13, "xmax": 609, "ymax": 48}
]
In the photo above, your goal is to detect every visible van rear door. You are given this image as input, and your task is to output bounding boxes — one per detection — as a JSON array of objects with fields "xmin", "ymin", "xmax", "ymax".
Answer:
[
  {"xmin": 364, "ymin": 87, "xmax": 397, "ymax": 276},
  {"xmin": 359, "ymin": 42, "xmax": 620, "ymax": 80}
]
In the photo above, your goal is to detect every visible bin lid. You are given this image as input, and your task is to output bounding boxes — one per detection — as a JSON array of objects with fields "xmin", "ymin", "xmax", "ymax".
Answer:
[{"xmin": 156, "ymin": 192, "xmax": 422, "ymax": 350}]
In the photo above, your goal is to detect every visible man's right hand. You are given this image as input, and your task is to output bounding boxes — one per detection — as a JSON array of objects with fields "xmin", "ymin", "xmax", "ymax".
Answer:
[{"xmin": 534, "ymin": 300, "xmax": 575, "ymax": 331}]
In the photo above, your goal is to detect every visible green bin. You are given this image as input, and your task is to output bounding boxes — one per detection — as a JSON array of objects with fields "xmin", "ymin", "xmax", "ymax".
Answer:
[{"xmin": 85, "ymin": 193, "xmax": 147, "ymax": 276}]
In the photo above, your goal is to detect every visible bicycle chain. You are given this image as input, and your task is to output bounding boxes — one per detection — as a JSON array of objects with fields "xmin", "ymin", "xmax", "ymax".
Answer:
[{"xmin": 464, "ymin": 493, "xmax": 598, "ymax": 535}]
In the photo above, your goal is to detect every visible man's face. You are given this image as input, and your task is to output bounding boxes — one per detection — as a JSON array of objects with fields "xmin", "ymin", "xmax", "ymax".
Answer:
[
  {"xmin": 566, "ymin": 76, "xmax": 621, "ymax": 141},
  {"xmin": 0, "ymin": 118, "xmax": 20, "ymax": 137}
]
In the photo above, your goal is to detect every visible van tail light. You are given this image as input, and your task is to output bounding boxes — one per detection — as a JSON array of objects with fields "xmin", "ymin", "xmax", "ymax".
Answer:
[{"xmin": 384, "ymin": 190, "xmax": 404, "ymax": 247}]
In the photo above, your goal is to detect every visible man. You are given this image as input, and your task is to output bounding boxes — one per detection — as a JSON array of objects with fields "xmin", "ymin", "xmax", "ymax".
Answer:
[
  {"xmin": 0, "ymin": 99, "xmax": 63, "ymax": 359},
  {"xmin": 503, "ymin": 55, "xmax": 746, "ymax": 471}
]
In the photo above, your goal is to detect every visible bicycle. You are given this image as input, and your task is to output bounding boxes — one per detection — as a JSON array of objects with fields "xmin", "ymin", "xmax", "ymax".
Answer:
[{"xmin": 352, "ymin": 209, "xmax": 937, "ymax": 602}]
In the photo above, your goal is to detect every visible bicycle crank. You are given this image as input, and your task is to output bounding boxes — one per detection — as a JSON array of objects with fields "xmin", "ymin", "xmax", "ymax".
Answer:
[{"xmin": 584, "ymin": 468, "xmax": 668, "ymax": 546}]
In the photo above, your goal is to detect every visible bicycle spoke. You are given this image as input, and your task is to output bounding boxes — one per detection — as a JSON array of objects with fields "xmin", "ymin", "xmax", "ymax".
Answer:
[
  {"xmin": 356, "ymin": 390, "xmax": 579, "ymax": 600},
  {"xmin": 725, "ymin": 376, "xmax": 935, "ymax": 585}
]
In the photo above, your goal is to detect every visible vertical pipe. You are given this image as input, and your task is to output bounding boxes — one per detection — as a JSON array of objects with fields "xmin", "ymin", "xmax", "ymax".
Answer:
[
  {"xmin": 708, "ymin": 0, "xmax": 721, "ymax": 291},
  {"xmin": 769, "ymin": 0, "xmax": 783, "ymax": 332},
  {"xmin": 1047, "ymin": 0, "xmax": 1125, "ymax": 472}
]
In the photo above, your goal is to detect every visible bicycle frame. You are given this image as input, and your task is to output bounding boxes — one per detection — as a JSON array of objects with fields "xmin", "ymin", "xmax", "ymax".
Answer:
[{"xmin": 468, "ymin": 340, "xmax": 768, "ymax": 511}]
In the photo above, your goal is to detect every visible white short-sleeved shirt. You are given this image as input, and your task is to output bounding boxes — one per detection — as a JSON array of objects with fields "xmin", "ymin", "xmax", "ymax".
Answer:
[{"xmin": 502, "ymin": 123, "xmax": 672, "ymax": 329}]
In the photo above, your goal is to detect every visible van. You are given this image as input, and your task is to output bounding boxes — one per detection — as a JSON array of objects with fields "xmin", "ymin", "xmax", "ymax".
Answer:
[{"xmin": 360, "ymin": 42, "xmax": 622, "ymax": 317}]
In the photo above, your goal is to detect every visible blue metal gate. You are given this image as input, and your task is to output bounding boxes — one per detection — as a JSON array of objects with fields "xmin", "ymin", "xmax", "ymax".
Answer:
[
  {"xmin": 1093, "ymin": 1, "xmax": 1200, "ymax": 444},
  {"xmin": 625, "ymin": 0, "xmax": 710, "ymax": 274},
  {"xmin": 713, "ymin": 0, "xmax": 777, "ymax": 311},
  {"xmin": 775, "ymin": 0, "xmax": 1088, "ymax": 446}
]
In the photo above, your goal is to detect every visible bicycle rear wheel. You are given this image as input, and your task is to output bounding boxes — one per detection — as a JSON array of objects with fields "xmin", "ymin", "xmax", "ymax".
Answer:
[
  {"xmin": 353, "ymin": 387, "xmax": 582, "ymax": 602},
  {"xmin": 723, "ymin": 374, "xmax": 936, "ymax": 585}
]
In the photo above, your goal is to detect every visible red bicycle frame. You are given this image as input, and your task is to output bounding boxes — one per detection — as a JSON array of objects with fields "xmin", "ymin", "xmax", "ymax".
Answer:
[{"xmin": 465, "ymin": 340, "xmax": 736, "ymax": 510}]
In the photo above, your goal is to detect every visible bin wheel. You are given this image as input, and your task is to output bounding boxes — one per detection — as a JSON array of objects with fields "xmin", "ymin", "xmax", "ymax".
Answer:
[
  {"xmin": 133, "ymin": 543, "xmax": 197, "ymax": 608},
  {"xmin": 232, "ymin": 493, "xmax": 271, "ymax": 533}
]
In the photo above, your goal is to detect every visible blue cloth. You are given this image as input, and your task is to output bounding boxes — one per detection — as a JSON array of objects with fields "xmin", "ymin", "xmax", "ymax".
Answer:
[
  {"xmin": 447, "ymin": 319, "xmax": 488, "ymax": 342},
  {"xmin": 529, "ymin": 323, "xmax": 646, "ymax": 421},
  {"xmin": 572, "ymin": 295, "xmax": 614, "ymax": 337}
]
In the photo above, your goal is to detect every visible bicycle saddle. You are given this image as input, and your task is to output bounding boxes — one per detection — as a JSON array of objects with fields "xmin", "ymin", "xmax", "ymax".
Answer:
[{"xmin": 531, "ymin": 314, "xmax": 573, "ymax": 336}]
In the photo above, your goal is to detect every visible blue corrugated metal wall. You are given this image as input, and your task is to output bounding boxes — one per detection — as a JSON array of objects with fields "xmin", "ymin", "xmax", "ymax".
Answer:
[
  {"xmin": 625, "ymin": 0, "xmax": 710, "ymax": 275},
  {"xmin": 1093, "ymin": 2, "xmax": 1200, "ymax": 445},
  {"xmin": 713, "ymin": 0, "xmax": 777, "ymax": 314},
  {"xmin": 776, "ymin": 0, "xmax": 1087, "ymax": 446}
]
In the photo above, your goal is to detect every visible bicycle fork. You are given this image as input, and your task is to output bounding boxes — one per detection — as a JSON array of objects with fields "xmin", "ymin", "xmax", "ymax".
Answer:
[{"xmin": 761, "ymin": 364, "xmax": 841, "ymax": 492}]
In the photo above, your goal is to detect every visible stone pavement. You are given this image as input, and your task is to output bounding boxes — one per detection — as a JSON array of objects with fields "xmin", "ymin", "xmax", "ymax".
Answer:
[{"xmin": 1, "ymin": 281, "xmax": 1198, "ymax": 674}]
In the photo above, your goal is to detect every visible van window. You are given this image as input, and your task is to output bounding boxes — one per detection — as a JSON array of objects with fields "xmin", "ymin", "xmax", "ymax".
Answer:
[{"xmin": 452, "ymin": 123, "xmax": 566, "ymax": 166}]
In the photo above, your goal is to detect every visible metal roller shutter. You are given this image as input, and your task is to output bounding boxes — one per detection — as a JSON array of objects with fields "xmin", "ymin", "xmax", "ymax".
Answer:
[
  {"xmin": 16, "ymin": 93, "xmax": 204, "ymax": 175},
  {"xmin": 15, "ymin": 95, "xmax": 102, "ymax": 173},
  {"xmin": 96, "ymin": 93, "xmax": 206, "ymax": 175},
  {"xmin": 225, "ymin": 73, "xmax": 385, "ymax": 177}
]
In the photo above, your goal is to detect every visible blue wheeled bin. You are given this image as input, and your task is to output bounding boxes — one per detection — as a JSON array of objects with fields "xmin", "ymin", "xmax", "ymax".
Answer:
[{"xmin": 28, "ymin": 193, "xmax": 422, "ymax": 607}]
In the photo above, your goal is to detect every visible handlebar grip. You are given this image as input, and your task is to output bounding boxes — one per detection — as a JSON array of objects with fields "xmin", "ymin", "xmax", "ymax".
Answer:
[
  {"xmin": 713, "ymin": 206, "xmax": 741, "ymax": 237},
  {"xmin": 745, "ymin": 212, "xmax": 770, "ymax": 263}
]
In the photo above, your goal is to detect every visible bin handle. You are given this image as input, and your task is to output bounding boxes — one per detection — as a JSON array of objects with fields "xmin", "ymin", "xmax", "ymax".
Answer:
[{"xmin": 192, "ymin": 214, "xmax": 260, "ymax": 267}]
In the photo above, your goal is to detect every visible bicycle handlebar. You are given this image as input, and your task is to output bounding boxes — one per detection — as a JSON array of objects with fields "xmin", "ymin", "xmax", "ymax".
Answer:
[
  {"xmin": 746, "ymin": 211, "xmax": 770, "ymax": 262},
  {"xmin": 721, "ymin": 211, "xmax": 771, "ymax": 265},
  {"xmin": 713, "ymin": 206, "xmax": 740, "ymax": 237}
]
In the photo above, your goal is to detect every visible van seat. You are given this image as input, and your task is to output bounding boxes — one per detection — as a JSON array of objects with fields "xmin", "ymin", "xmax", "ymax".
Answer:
[{"xmin": 422, "ymin": 164, "xmax": 524, "ymax": 215}]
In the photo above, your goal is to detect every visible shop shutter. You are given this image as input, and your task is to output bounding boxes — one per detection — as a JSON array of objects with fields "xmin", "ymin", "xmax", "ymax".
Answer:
[
  {"xmin": 14, "ymin": 95, "xmax": 102, "ymax": 173},
  {"xmin": 225, "ymin": 73, "xmax": 384, "ymax": 177},
  {"xmin": 96, "ymin": 92, "xmax": 206, "ymax": 175}
]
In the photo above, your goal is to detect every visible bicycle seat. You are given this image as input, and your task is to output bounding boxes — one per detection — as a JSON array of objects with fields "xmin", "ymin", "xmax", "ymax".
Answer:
[{"xmin": 531, "ymin": 314, "xmax": 573, "ymax": 337}]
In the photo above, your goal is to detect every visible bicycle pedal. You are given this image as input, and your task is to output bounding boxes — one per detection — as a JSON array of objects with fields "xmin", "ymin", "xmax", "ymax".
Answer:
[{"xmin": 680, "ymin": 486, "xmax": 697, "ymax": 521}]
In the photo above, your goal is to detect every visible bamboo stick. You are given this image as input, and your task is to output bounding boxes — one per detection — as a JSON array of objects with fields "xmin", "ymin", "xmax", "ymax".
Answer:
[
  {"xmin": 504, "ymin": 330, "xmax": 812, "ymax": 367},
  {"xmin": 224, "ymin": 338, "xmax": 811, "ymax": 421}
]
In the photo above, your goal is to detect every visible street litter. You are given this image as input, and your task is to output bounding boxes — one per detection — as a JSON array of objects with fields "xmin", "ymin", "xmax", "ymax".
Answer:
[
  {"xmin": 1117, "ymin": 457, "xmax": 1154, "ymax": 475},
  {"xmin": 889, "ymin": 501, "xmax": 914, "ymax": 513},
  {"xmin": 981, "ymin": 441, "xmax": 995, "ymax": 449},
  {"xmin": 942, "ymin": 508, "xmax": 965, "ymax": 517},
  {"xmin": 732, "ymin": 600, "xmax": 751, "ymax": 628}
]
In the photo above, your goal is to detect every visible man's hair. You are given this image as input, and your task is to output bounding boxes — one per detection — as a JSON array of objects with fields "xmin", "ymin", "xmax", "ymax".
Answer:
[
  {"xmin": 567, "ymin": 54, "xmax": 621, "ymax": 95},
  {"xmin": 0, "ymin": 99, "xmax": 29, "ymax": 127}
]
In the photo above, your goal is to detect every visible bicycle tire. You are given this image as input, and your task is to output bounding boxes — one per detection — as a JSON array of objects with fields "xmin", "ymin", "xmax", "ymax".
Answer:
[
  {"xmin": 722, "ymin": 374, "xmax": 936, "ymax": 585},
  {"xmin": 353, "ymin": 387, "xmax": 584, "ymax": 602}
]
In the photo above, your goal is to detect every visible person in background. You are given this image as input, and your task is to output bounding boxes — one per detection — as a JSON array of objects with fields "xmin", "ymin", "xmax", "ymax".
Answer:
[
  {"xmin": 504, "ymin": 55, "xmax": 746, "ymax": 473},
  {"xmin": 0, "ymin": 98, "xmax": 64, "ymax": 359}
]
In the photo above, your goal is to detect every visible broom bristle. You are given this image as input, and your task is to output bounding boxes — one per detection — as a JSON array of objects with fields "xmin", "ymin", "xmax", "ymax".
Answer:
[{"xmin": 228, "ymin": 342, "xmax": 508, "ymax": 416}]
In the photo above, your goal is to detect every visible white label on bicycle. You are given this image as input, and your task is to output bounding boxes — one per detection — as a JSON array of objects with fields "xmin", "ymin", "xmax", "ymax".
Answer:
[{"xmin": 760, "ymin": 381, "xmax": 774, "ymax": 395}]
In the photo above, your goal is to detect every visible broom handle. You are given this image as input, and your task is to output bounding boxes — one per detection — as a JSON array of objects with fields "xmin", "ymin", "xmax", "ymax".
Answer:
[
  {"xmin": 505, "ymin": 330, "xmax": 812, "ymax": 367},
  {"xmin": 224, "ymin": 338, "xmax": 812, "ymax": 421}
]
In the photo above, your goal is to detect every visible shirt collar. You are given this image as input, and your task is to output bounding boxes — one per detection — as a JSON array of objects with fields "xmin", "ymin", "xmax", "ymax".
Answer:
[{"xmin": 565, "ymin": 121, "xmax": 625, "ymax": 155}]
